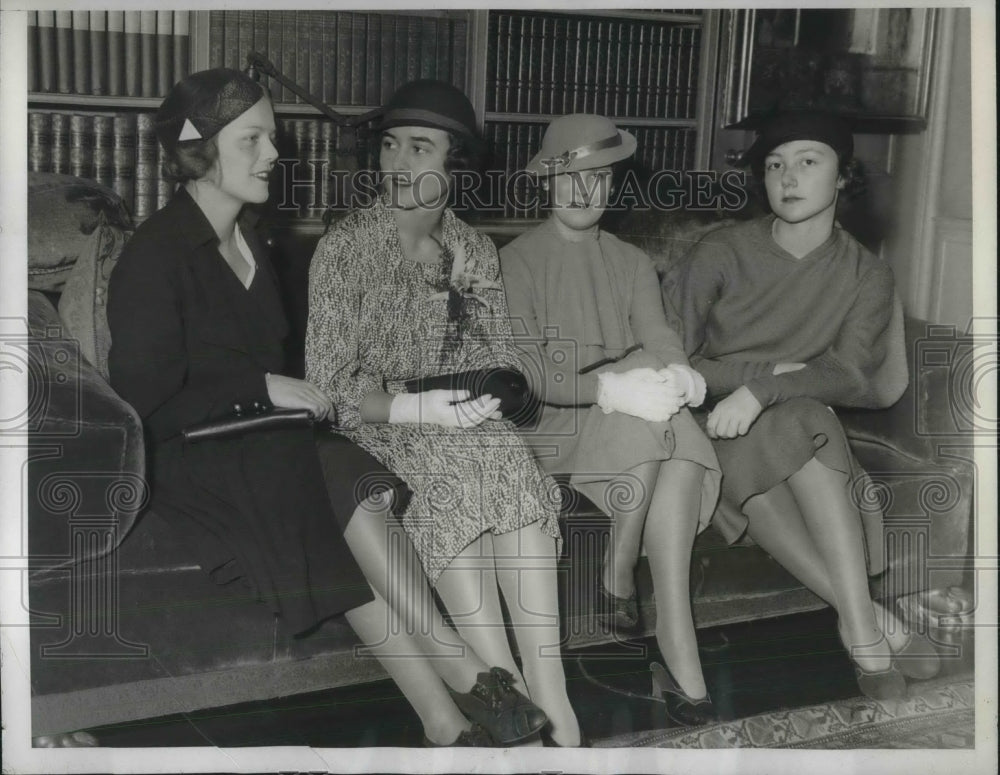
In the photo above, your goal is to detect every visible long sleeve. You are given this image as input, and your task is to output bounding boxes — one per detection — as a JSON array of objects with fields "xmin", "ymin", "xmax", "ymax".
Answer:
[
  {"xmin": 680, "ymin": 239, "xmax": 776, "ymax": 396},
  {"xmin": 107, "ymin": 239, "xmax": 269, "ymax": 442},
  {"xmin": 501, "ymin": 243, "xmax": 600, "ymax": 406},
  {"xmin": 744, "ymin": 263, "xmax": 896, "ymax": 408},
  {"xmin": 629, "ymin": 253, "xmax": 689, "ymax": 369},
  {"xmin": 305, "ymin": 225, "xmax": 385, "ymax": 429}
]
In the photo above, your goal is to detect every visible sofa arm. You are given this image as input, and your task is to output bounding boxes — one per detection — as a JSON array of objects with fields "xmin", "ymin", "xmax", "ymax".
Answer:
[{"xmin": 27, "ymin": 291, "xmax": 147, "ymax": 572}]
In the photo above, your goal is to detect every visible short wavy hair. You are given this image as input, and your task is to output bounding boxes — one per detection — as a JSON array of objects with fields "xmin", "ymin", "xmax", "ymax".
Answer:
[{"xmin": 161, "ymin": 135, "xmax": 221, "ymax": 183}]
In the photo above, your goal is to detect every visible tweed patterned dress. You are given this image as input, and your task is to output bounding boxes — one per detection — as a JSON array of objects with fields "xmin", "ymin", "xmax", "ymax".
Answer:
[{"xmin": 306, "ymin": 199, "xmax": 562, "ymax": 583}]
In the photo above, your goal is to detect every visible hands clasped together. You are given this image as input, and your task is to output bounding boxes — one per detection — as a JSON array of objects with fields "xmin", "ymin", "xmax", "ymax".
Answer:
[{"xmin": 597, "ymin": 364, "xmax": 706, "ymax": 423}]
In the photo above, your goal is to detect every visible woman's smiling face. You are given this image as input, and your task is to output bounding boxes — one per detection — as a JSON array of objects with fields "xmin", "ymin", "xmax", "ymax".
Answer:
[
  {"xmin": 207, "ymin": 97, "xmax": 278, "ymax": 205},
  {"xmin": 547, "ymin": 166, "xmax": 613, "ymax": 231},
  {"xmin": 379, "ymin": 126, "xmax": 451, "ymax": 209},
  {"xmin": 763, "ymin": 140, "xmax": 844, "ymax": 225}
]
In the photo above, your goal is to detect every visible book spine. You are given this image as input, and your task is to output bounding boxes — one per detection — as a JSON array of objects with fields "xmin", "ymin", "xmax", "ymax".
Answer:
[
  {"xmin": 336, "ymin": 13, "xmax": 352, "ymax": 104},
  {"xmin": 295, "ymin": 12, "xmax": 310, "ymax": 103},
  {"xmin": 280, "ymin": 11, "xmax": 297, "ymax": 103},
  {"xmin": 236, "ymin": 10, "xmax": 253, "ymax": 74},
  {"xmin": 27, "ymin": 12, "xmax": 38, "ymax": 93},
  {"xmin": 515, "ymin": 15, "xmax": 528, "ymax": 113},
  {"xmin": 406, "ymin": 16, "xmax": 421, "ymax": 83},
  {"xmin": 351, "ymin": 13, "xmax": 366, "ymax": 104},
  {"xmin": 28, "ymin": 112, "xmax": 52, "ymax": 173},
  {"xmin": 365, "ymin": 14, "xmax": 380, "ymax": 106},
  {"xmin": 264, "ymin": 11, "xmax": 281, "ymax": 101},
  {"xmin": 55, "ymin": 12, "xmax": 72, "ymax": 94},
  {"xmin": 156, "ymin": 11, "xmax": 173, "ymax": 96},
  {"xmin": 90, "ymin": 11, "xmax": 108, "ymax": 94},
  {"xmin": 685, "ymin": 26, "xmax": 697, "ymax": 118},
  {"xmin": 550, "ymin": 18, "xmax": 564, "ymax": 116},
  {"xmin": 632, "ymin": 24, "xmax": 645, "ymax": 118},
  {"xmin": 37, "ymin": 11, "xmax": 56, "ymax": 93},
  {"xmin": 436, "ymin": 18, "xmax": 451, "ymax": 86},
  {"xmin": 536, "ymin": 17, "xmax": 548, "ymax": 115},
  {"xmin": 319, "ymin": 121, "xmax": 336, "ymax": 210},
  {"xmin": 72, "ymin": 11, "xmax": 90, "ymax": 95},
  {"xmin": 173, "ymin": 11, "xmax": 190, "ymax": 86},
  {"xmin": 650, "ymin": 26, "xmax": 664, "ymax": 117},
  {"xmin": 69, "ymin": 113, "xmax": 94, "ymax": 179},
  {"xmin": 107, "ymin": 12, "xmax": 124, "ymax": 97},
  {"xmin": 311, "ymin": 11, "xmax": 326, "ymax": 104},
  {"xmin": 503, "ymin": 14, "xmax": 516, "ymax": 113},
  {"xmin": 451, "ymin": 17, "xmax": 467, "ymax": 91},
  {"xmin": 139, "ymin": 11, "xmax": 157, "ymax": 98},
  {"xmin": 592, "ymin": 20, "xmax": 605, "ymax": 115},
  {"xmin": 92, "ymin": 115, "xmax": 114, "ymax": 188},
  {"xmin": 606, "ymin": 22, "xmax": 620, "ymax": 116},
  {"xmin": 112, "ymin": 114, "xmax": 137, "ymax": 215},
  {"xmin": 223, "ymin": 11, "xmax": 239, "ymax": 71},
  {"xmin": 124, "ymin": 13, "xmax": 141, "ymax": 97},
  {"xmin": 379, "ymin": 14, "xmax": 395, "ymax": 102},
  {"xmin": 50, "ymin": 113, "xmax": 70, "ymax": 174},
  {"xmin": 569, "ymin": 19, "xmax": 583, "ymax": 113},
  {"xmin": 134, "ymin": 113, "xmax": 158, "ymax": 221},
  {"xmin": 156, "ymin": 142, "xmax": 174, "ymax": 209},
  {"xmin": 488, "ymin": 14, "xmax": 503, "ymax": 112},
  {"xmin": 393, "ymin": 16, "xmax": 408, "ymax": 98},
  {"xmin": 419, "ymin": 16, "xmax": 436, "ymax": 80},
  {"xmin": 291, "ymin": 119, "xmax": 308, "ymax": 216}
]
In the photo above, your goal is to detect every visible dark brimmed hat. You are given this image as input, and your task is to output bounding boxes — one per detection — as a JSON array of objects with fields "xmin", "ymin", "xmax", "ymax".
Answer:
[
  {"xmin": 736, "ymin": 110, "xmax": 853, "ymax": 168},
  {"xmin": 155, "ymin": 68, "xmax": 265, "ymax": 154},
  {"xmin": 379, "ymin": 79, "xmax": 481, "ymax": 142},
  {"xmin": 525, "ymin": 114, "xmax": 636, "ymax": 176}
]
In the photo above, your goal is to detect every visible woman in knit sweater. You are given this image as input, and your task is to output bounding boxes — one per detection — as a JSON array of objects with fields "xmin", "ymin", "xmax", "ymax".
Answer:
[
  {"xmin": 501, "ymin": 115, "xmax": 721, "ymax": 726},
  {"xmin": 679, "ymin": 111, "xmax": 939, "ymax": 699}
]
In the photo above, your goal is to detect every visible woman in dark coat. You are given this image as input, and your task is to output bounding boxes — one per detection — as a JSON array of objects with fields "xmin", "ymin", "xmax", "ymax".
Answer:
[{"xmin": 107, "ymin": 68, "xmax": 546, "ymax": 747}]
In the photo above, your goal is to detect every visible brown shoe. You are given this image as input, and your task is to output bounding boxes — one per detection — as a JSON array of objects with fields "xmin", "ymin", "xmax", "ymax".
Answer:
[{"xmin": 448, "ymin": 667, "xmax": 548, "ymax": 745}]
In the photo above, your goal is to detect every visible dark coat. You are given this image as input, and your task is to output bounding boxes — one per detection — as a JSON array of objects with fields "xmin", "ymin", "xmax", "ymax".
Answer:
[{"xmin": 108, "ymin": 188, "xmax": 374, "ymax": 636}]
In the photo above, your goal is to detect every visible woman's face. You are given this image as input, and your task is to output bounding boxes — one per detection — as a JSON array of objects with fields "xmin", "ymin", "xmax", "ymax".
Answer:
[
  {"xmin": 763, "ymin": 140, "xmax": 844, "ymax": 225},
  {"xmin": 206, "ymin": 97, "xmax": 278, "ymax": 205},
  {"xmin": 547, "ymin": 166, "xmax": 612, "ymax": 231},
  {"xmin": 379, "ymin": 126, "xmax": 450, "ymax": 209}
]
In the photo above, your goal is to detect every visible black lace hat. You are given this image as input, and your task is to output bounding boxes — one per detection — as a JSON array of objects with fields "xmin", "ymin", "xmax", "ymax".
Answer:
[{"xmin": 155, "ymin": 68, "xmax": 265, "ymax": 153}]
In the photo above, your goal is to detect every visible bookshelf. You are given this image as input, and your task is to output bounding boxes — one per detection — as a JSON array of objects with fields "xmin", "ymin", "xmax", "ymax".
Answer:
[{"xmin": 27, "ymin": 9, "xmax": 718, "ymax": 226}]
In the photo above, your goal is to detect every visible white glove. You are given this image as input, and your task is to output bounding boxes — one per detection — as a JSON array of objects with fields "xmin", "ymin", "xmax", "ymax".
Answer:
[
  {"xmin": 659, "ymin": 364, "xmax": 707, "ymax": 408},
  {"xmin": 596, "ymin": 369, "xmax": 684, "ymax": 422},
  {"xmin": 389, "ymin": 390, "xmax": 501, "ymax": 428}
]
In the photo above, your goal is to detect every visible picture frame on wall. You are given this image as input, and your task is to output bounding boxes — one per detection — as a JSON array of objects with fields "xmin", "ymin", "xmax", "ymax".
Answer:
[{"xmin": 718, "ymin": 8, "xmax": 939, "ymax": 131}]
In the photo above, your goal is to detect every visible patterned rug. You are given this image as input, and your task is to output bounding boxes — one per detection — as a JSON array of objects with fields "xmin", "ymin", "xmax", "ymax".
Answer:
[{"xmin": 597, "ymin": 673, "xmax": 975, "ymax": 749}]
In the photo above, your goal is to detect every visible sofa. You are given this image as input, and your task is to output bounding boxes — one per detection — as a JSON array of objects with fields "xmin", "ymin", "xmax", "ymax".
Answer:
[{"xmin": 25, "ymin": 175, "xmax": 975, "ymax": 741}]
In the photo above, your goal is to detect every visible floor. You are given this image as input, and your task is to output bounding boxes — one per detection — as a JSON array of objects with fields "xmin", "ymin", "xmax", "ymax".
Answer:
[{"xmin": 81, "ymin": 607, "xmax": 973, "ymax": 748}]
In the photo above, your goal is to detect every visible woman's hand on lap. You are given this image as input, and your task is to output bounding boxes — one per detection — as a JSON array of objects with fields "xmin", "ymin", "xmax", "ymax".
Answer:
[
  {"xmin": 706, "ymin": 386, "xmax": 763, "ymax": 439},
  {"xmin": 265, "ymin": 374, "xmax": 333, "ymax": 420}
]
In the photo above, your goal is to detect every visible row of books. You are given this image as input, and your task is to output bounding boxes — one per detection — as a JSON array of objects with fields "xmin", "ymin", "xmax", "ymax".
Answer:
[
  {"xmin": 27, "ymin": 11, "xmax": 191, "ymax": 98},
  {"xmin": 487, "ymin": 12, "xmax": 701, "ymax": 120},
  {"xmin": 207, "ymin": 11, "xmax": 468, "ymax": 108},
  {"xmin": 27, "ymin": 111, "xmax": 370, "ymax": 221}
]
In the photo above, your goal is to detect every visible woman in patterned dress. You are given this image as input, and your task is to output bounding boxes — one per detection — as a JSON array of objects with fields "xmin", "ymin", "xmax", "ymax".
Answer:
[{"xmin": 306, "ymin": 80, "xmax": 582, "ymax": 746}]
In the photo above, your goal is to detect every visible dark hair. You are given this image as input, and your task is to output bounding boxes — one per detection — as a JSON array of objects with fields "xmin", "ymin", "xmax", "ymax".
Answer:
[
  {"xmin": 161, "ymin": 135, "xmax": 220, "ymax": 183},
  {"xmin": 370, "ymin": 128, "xmax": 482, "ymax": 174}
]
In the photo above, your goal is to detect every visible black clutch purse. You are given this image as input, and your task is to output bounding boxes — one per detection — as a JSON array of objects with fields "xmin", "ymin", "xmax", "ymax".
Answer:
[
  {"xmin": 401, "ymin": 367, "xmax": 537, "ymax": 422},
  {"xmin": 183, "ymin": 404, "xmax": 315, "ymax": 442}
]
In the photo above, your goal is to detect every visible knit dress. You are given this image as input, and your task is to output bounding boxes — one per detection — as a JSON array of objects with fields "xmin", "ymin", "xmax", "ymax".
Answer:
[
  {"xmin": 500, "ymin": 218, "xmax": 720, "ymax": 529},
  {"xmin": 678, "ymin": 216, "xmax": 908, "ymax": 574},
  {"xmin": 305, "ymin": 199, "xmax": 562, "ymax": 583}
]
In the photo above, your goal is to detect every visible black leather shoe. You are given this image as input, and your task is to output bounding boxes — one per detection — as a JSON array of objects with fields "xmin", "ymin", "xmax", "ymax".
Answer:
[
  {"xmin": 597, "ymin": 577, "xmax": 639, "ymax": 632},
  {"xmin": 448, "ymin": 667, "xmax": 548, "ymax": 745},
  {"xmin": 650, "ymin": 662, "xmax": 718, "ymax": 727},
  {"xmin": 888, "ymin": 630, "xmax": 941, "ymax": 680},
  {"xmin": 422, "ymin": 722, "xmax": 493, "ymax": 747}
]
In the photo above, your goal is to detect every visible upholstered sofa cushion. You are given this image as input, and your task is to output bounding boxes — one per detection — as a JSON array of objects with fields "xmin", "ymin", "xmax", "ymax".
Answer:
[
  {"xmin": 57, "ymin": 214, "xmax": 131, "ymax": 380},
  {"xmin": 28, "ymin": 173, "xmax": 133, "ymax": 291}
]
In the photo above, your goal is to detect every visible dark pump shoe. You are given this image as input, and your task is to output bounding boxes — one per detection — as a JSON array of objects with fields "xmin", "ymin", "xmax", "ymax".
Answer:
[
  {"xmin": 447, "ymin": 667, "xmax": 548, "ymax": 745},
  {"xmin": 650, "ymin": 662, "xmax": 718, "ymax": 727},
  {"xmin": 851, "ymin": 661, "xmax": 907, "ymax": 701},
  {"xmin": 422, "ymin": 722, "xmax": 493, "ymax": 747},
  {"xmin": 597, "ymin": 578, "xmax": 639, "ymax": 632}
]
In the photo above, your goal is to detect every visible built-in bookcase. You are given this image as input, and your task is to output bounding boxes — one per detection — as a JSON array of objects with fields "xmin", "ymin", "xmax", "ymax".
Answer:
[{"xmin": 26, "ymin": 9, "xmax": 715, "ymax": 225}]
